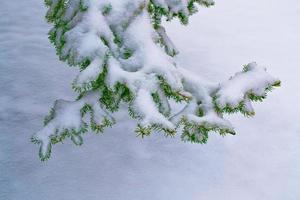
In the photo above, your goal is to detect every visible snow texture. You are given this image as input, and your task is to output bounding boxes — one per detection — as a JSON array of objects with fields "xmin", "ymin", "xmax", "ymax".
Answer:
[{"xmin": 1, "ymin": 0, "xmax": 300, "ymax": 199}]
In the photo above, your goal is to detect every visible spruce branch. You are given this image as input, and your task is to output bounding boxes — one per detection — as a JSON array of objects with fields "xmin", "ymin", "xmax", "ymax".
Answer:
[{"xmin": 33, "ymin": 0, "xmax": 280, "ymax": 160}]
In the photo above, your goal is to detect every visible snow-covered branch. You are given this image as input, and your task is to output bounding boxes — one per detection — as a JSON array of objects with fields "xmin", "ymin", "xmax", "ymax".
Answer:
[{"xmin": 33, "ymin": 0, "xmax": 280, "ymax": 160}]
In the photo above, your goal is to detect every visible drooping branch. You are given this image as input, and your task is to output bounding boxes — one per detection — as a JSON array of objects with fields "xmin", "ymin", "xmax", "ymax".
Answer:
[{"xmin": 32, "ymin": 0, "xmax": 280, "ymax": 160}]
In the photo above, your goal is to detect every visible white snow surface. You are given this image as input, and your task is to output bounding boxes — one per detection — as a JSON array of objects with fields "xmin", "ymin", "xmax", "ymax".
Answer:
[{"xmin": 1, "ymin": 0, "xmax": 300, "ymax": 199}]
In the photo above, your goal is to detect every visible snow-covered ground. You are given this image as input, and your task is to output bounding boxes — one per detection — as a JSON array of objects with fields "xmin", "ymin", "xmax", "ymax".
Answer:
[{"xmin": 1, "ymin": 0, "xmax": 299, "ymax": 199}]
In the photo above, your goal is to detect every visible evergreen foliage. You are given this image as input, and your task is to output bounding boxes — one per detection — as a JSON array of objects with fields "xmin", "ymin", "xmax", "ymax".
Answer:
[{"xmin": 32, "ymin": 0, "xmax": 280, "ymax": 161}]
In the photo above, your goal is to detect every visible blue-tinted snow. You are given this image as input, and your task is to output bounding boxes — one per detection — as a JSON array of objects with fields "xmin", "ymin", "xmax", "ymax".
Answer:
[{"xmin": 1, "ymin": 0, "xmax": 300, "ymax": 199}]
